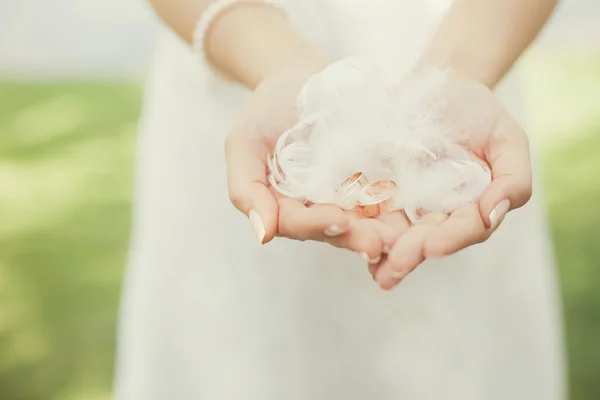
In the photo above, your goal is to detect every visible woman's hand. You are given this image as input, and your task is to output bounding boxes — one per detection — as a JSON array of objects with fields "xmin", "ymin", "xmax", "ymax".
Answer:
[
  {"xmin": 372, "ymin": 83, "xmax": 533, "ymax": 290},
  {"xmin": 365, "ymin": 0, "xmax": 557, "ymax": 290},
  {"xmin": 225, "ymin": 59, "xmax": 396, "ymax": 263}
]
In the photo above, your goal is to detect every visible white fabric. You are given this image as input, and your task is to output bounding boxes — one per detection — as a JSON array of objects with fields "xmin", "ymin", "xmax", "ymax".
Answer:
[{"xmin": 115, "ymin": 1, "xmax": 566, "ymax": 399}]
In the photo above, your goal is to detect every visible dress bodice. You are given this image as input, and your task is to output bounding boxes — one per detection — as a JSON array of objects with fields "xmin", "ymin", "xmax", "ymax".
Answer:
[{"xmin": 286, "ymin": 0, "xmax": 450, "ymax": 81}]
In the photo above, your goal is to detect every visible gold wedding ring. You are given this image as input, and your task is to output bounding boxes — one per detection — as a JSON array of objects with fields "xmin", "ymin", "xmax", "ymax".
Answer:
[
  {"xmin": 356, "ymin": 180, "xmax": 397, "ymax": 218},
  {"xmin": 336, "ymin": 172, "xmax": 367, "ymax": 192},
  {"xmin": 335, "ymin": 174, "xmax": 398, "ymax": 218},
  {"xmin": 336, "ymin": 172, "xmax": 368, "ymax": 209}
]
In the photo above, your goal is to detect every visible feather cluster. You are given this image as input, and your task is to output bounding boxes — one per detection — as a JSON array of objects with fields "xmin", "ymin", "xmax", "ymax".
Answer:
[{"xmin": 267, "ymin": 57, "xmax": 492, "ymax": 222}]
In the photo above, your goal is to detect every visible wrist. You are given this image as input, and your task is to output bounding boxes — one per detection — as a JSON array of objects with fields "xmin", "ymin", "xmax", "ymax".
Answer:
[
  {"xmin": 416, "ymin": 53, "xmax": 500, "ymax": 89},
  {"xmin": 205, "ymin": 2, "xmax": 328, "ymax": 89},
  {"xmin": 259, "ymin": 41, "xmax": 330, "ymax": 84}
]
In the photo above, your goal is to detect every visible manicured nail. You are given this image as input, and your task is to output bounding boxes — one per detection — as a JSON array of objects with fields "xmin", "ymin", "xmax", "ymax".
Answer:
[
  {"xmin": 489, "ymin": 199, "xmax": 511, "ymax": 231},
  {"xmin": 379, "ymin": 283, "xmax": 392, "ymax": 291},
  {"xmin": 360, "ymin": 252, "xmax": 381, "ymax": 265},
  {"xmin": 390, "ymin": 269, "xmax": 409, "ymax": 280},
  {"xmin": 369, "ymin": 255, "xmax": 382, "ymax": 264},
  {"xmin": 248, "ymin": 209, "xmax": 265, "ymax": 244},
  {"xmin": 324, "ymin": 224, "xmax": 346, "ymax": 237}
]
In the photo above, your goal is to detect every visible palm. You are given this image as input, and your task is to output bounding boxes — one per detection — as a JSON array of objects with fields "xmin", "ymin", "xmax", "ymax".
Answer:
[
  {"xmin": 226, "ymin": 70, "xmax": 395, "ymax": 261},
  {"xmin": 371, "ymin": 85, "xmax": 532, "ymax": 290},
  {"xmin": 227, "ymin": 67, "xmax": 531, "ymax": 289}
]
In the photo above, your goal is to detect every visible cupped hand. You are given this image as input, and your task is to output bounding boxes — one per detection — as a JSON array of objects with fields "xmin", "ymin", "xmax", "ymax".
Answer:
[
  {"xmin": 372, "ymin": 82, "xmax": 533, "ymax": 290},
  {"xmin": 225, "ymin": 59, "xmax": 395, "ymax": 262}
]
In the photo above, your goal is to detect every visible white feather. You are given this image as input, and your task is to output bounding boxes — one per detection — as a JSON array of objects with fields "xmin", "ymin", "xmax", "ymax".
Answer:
[{"xmin": 268, "ymin": 58, "xmax": 493, "ymax": 217}]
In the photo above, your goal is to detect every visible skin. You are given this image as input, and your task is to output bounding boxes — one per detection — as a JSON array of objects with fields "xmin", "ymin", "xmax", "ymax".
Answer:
[{"xmin": 147, "ymin": 0, "xmax": 560, "ymax": 289}]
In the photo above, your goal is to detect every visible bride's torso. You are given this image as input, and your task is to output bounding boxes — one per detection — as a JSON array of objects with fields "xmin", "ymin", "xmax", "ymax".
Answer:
[
  {"xmin": 146, "ymin": 0, "xmax": 524, "ymax": 183},
  {"xmin": 153, "ymin": 0, "xmax": 453, "ymax": 88},
  {"xmin": 286, "ymin": 0, "xmax": 450, "ymax": 80}
]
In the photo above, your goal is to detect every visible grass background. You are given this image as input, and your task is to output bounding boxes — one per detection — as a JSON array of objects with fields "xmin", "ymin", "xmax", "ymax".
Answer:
[{"xmin": 0, "ymin": 54, "xmax": 599, "ymax": 399}]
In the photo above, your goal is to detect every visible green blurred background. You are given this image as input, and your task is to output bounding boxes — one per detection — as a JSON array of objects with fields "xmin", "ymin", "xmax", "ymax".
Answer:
[{"xmin": 0, "ymin": 1, "xmax": 599, "ymax": 399}]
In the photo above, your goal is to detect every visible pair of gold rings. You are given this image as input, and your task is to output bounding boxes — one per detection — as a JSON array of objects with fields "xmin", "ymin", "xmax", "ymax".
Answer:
[{"xmin": 337, "ymin": 172, "xmax": 397, "ymax": 218}]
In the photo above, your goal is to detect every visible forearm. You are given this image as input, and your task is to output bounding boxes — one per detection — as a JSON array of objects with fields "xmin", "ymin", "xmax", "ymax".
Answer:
[
  {"xmin": 147, "ymin": 0, "xmax": 326, "ymax": 89},
  {"xmin": 420, "ymin": 0, "xmax": 559, "ymax": 88}
]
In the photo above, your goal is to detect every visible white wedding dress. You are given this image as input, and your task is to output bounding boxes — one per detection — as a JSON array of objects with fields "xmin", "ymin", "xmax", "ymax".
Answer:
[{"xmin": 115, "ymin": 1, "xmax": 566, "ymax": 399}]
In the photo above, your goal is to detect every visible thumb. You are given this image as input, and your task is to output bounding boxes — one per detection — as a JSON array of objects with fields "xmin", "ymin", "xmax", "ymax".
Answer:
[
  {"xmin": 479, "ymin": 115, "xmax": 533, "ymax": 230},
  {"xmin": 225, "ymin": 133, "xmax": 279, "ymax": 244}
]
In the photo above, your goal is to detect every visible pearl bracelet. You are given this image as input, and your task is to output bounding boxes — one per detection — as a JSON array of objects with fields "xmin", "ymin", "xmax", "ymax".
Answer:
[{"xmin": 192, "ymin": 0, "xmax": 287, "ymax": 68}]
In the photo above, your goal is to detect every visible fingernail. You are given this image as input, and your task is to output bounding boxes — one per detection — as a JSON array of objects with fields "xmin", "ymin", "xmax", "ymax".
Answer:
[
  {"xmin": 324, "ymin": 224, "xmax": 346, "ymax": 237},
  {"xmin": 370, "ymin": 255, "xmax": 382, "ymax": 264},
  {"xmin": 248, "ymin": 209, "xmax": 265, "ymax": 244},
  {"xmin": 360, "ymin": 252, "xmax": 381, "ymax": 265},
  {"xmin": 489, "ymin": 199, "xmax": 511, "ymax": 231},
  {"xmin": 390, "ymin": 269, "xmax": 409, "ymax": 280}
]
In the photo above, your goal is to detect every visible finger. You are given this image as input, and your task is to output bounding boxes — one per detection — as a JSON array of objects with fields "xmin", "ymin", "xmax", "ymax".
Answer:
[
  {"xmin": 277, "ymin": 198, "xmax": 351, "ymax": 242},
  {"xmin": 375, "ymin": 213, "xmax": 448, "ymax": 290},
  {"xmin": 368, "ymin": 263, "xmax": 379, "ymax": 280},
  {"xmin": 366, "ymin": 211, "xmax": 411, "ymax": 278},
  {"xmin": 360, "ymin": 218, "xmax": 398, "ymax": 251},
  {"xmin": 378, "ymin": 210, "xmax": 412, "ymax": 250},
  {"xmin": 422, "ymin": 204, "xmax": 489, "ymax": 258},
  {"xmin": 479, "ymin": 115, "xmax": 533, "ymax": 230},
  {"xmin": 340, "ymin": 213, "xmax": 395, "ymax": 277},
  {"xmin": 325, "ymin": 218, "xmax": 387, "ymax": 264},
  {"xmin": 225, "ymin": 133, "xmax": 278, "ymax": 244}
]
